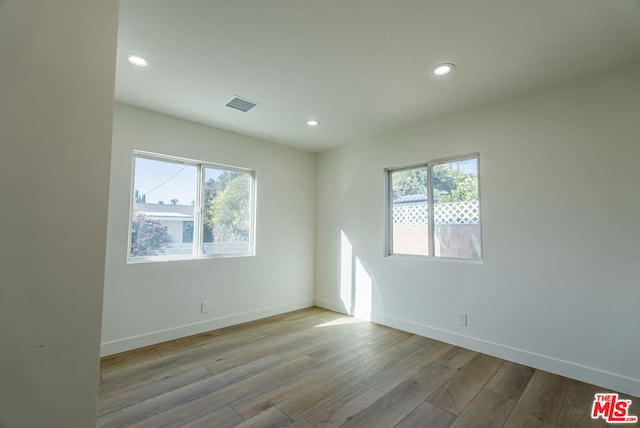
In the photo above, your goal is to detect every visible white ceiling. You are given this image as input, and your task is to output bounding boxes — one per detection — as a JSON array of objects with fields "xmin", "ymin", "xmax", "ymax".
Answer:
[{"xmin": 115, "ymin": 0, "xmax": 640, "ymax": 152}]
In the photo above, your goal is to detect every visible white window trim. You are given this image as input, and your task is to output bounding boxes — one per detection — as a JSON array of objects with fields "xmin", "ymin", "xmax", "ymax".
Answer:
[
  {"xmin": 385, "ymin": 153, "xmax": 482, "ymax": 261},
  {"xmin": 127, "ymin": 150, "xmax": 256, "ymax": 263}
]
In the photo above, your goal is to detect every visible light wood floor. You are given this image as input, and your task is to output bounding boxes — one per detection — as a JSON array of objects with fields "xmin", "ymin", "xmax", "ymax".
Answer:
[{"xmin": 99, "ymin": 307, "xmax": 635, "ymax": 427}]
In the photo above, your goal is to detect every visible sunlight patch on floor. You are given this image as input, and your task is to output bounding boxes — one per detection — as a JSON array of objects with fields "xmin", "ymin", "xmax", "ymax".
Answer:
[{"xmin": 313, "ymin": 317, "xmax": 369, "ymax": 328}]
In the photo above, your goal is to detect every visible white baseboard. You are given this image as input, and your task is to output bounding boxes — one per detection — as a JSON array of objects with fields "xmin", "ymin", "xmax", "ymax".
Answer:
[
  {"xmin": 100, "ymin": 298, "xmax": 315, "ymax": 357},
  {"xmin": 315, "ymin": 298, "xmax": 639, "ymax": 397},
  {"xmin": 372, "ymin": 311, "xmax": 640, "ymax": 397}
]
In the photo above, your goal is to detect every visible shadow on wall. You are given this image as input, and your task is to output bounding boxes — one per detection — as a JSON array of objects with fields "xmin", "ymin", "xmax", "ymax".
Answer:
[{"xmin": 340, "ymin": 230, "xmax": 377, "ymax": 320}]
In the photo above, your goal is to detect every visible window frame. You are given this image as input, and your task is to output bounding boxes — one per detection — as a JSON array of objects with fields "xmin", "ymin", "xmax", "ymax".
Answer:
[
  {"xmin": 385, "ymin": 153, "xmax": 482, "ymax": 261},
  {"xmin": 127, "ymin": 150, "xmax": 256, "ymax": 263}
]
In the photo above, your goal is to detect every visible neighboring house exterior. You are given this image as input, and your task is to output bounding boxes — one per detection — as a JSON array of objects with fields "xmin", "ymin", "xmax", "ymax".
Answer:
[{"xmin": 135, "ymin": 203, "xmax": 194, "ymax": 244}]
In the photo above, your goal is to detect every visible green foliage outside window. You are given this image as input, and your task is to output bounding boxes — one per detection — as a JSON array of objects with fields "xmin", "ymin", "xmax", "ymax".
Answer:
[
  {"xmin": 392, "ymin": 164, "xmax": 478, "ymax": 202},
  {"xmin": 204, "ymin": 171, "xmax": 251, "ymax": 243}
]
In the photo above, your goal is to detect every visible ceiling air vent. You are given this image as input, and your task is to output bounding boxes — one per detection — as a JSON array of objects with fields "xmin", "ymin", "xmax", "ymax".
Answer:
[{"xmin": 225, "ymin": 96, "xmax": 258, "ymax": 112}]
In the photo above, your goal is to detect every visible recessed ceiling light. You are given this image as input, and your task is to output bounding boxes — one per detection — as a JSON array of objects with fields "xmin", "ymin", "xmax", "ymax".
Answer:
[
  {"xmin": 433, "ymin": 63, "xmax": 455, "ymax": 76},
  {"xmin": 127, "ymin": 55, "xmax": 149, "ymax": 68},
  {"xmin": 307, "ymin": 120, "xmax": 319, "ymax": 127}
]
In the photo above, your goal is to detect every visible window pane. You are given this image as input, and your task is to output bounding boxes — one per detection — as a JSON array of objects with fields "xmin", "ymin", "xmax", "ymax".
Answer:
[
  {"xmin": 130, "ymin": 157, "xmax": 197, "ymax": 257},
  {"xmin": 203, "ymin": 167, "xmax": 252, "ymax": 255},
  {"xmin": 390, "ymin": 167, "xmax": 429, "ymax": 255},
  {"xmin": 432, "ymin": 158, "xmax": 481, "ymax": 260}
]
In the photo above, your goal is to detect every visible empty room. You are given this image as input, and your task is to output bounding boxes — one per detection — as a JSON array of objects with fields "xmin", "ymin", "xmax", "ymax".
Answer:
[{"xmin": 2, "ymin": 1, "xmax": 640, "ymax": 427}]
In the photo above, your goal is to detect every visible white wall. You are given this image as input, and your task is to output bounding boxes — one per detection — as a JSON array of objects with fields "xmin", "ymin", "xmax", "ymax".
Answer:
[
  {"xmin": 101, "ymin": 103, "xmax": 316, "ymax": 355},
  {"xmin": 0, "ymin": 0, "xmax": 118, "ymax": 427},
  {"xmin": 315, "ymin": 63, "xmax": 640, "ymax": 396}
]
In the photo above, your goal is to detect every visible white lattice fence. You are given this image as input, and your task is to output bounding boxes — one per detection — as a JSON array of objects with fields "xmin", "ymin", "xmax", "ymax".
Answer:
[
  {"xmin": 393, "ymin": 200, "xmax": 479, "ymax": 225},
  {"xmin": 435, "ymin": 201, "xmax": 480, "ymax": 224},
  {"xmin": 393, "ymin": 201, "xmax": 428, "ymax": 225}
]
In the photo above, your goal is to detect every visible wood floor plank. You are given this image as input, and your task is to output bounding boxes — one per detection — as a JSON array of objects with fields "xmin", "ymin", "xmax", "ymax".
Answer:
[
  {"xmin": 98, "ymin": 366, "xmax": 211, "ymax": 416},
  {"xmin": 223, "ymin": 307, "xmax": 325, "ymax": 333},
  {"xmin": 153, "ymin": 330, "xmax": 224, "ymax": 356},
  {"xmin": 555, "ymin": 379, "xmax": 612, "ymax": 428},
  {"xmin": 340, "ymin": 361, "xmax": 457, "ymax": 428},
  {"xmin": 277, "ymin": 328, "xmax": 363, "ymax": 362},
  {"xmin": 562, "ymin": 378, "xmax": 606, "ymax": 409},
  {"xmin": 273, "ymin": 370, "xmax": 369, "ymax": 422},
  {"xmin": 204, "ymin": 327, "xmax": 327, "ymax": 374},
  {"xmin": 249, "ymin": 307, "xmax": 336, "ymax": 334},
  {"xmin": 484, "ymin": 361, "xmax": 536, "ymax": 400},
  {"xmin": 502, "ymin": 370, "xmax": 569, "ymax": 428},
  {"xmin": 109, "ymin": 353, "xmax": 284, "ymax": 423},
  {"xmin": 133, "ymin": 355, "xmax": 317, "ymax": 428},
  {"xmin": 448, "ymin": 388, "xmax": 516, "ymax": 428},
  {"xmin": 427, "ymin": 353, "xmax": 504, "ymax": 415},
  {"xmin": 100, "ymin": 346, "xmax": 164, "ymax": 375},
  {"xmin": 359, "ymin": 328, "xmax": 415, "ymax": 355},
  {"xmin": 364, "ymin": 340, "xmax": 453, "ymax": 393},
  {"xmin": 202, "ymin": 353, "xmax": 287, "ymax": 390},
  {"xmin": 395, "ymin": 400, "xmax": 456, "ymax": 428},
  {"xmin": 233, "ymin": 406, "xmax": 292, "ymax": 428},
  {"xmin": 396, "ymin": 334, "xmax": 437, "ymax": 352},
  {"xmin": 556, "ymin": 403, "xmax": 608, "ymax": 428},
  {"xmin": 100, "ymin": 329, "xmax": 267, "ymax": 394},
  {"xmin": 173, "ymin": 405, "xmax": 242, "ymax": 428},
  {"xmin": 289, "ymin": 326, "xmax": 413, "ymax": 417},
  {"xmin": 303, "ymin": 321, "xmax": 408, "ymax": 364},
  {"xmin": 436, "ymin": 346, "xmax": 478, "ymax": 369},
  {"xmin": 286, "ymin": 382, "xmax": 384, "ymax": 427},
  {"xmin": 233, "ymin": 330, "xmax": 411, "ymax": 421},
  {"xmin": 230, "ymin": 346, "xmax": 375, "ymax": 419},
  {"xmin": 98, "ymin": 356, "xmax": 317, "ymax": 428},
  {"xmin": 275, "ymin": 340, "xmax": 415, "ymax": 420},
  {"xmin": 306, "ymin": 336, "xmax": 367, "ymax": 362}
]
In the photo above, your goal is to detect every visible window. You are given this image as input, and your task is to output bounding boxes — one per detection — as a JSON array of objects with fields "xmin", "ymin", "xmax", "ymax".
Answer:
[
  {"xmin": 387, "ymin": 154, "xmax": 481, "ymax": 260},
  {"xmin": 129, "ymin": 152, "xmax": 255, "ymax": 262}
]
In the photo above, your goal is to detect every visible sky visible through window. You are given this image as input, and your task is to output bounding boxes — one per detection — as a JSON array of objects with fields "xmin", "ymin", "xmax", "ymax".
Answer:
[
  {"xmin": 134, "ymin": 157, "xmax": 195, "ymax": 204},
  {"xmin": 450, "ymin": 158, "xmax": 477, "ymax": 176},
  {"xmin": 134, "ymin": 157, "xmax": 222, "ymax": 205}
]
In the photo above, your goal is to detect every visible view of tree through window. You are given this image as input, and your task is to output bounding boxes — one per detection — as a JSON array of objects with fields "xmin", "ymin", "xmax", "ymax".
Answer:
[
  {"xmin": 129, "ymin": 153, "xmax": 254, "ymax": 261},
  {"xmin": 388, "ymin": 156, "xmax": 481, "ymax": 260},
  {"xmin": 203, "ymin": 167, "xmax": 252, "ymax": 255}
]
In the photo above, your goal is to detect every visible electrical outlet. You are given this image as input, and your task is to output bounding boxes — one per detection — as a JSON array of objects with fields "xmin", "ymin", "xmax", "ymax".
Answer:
[
  {"xmin": 201, "ymin": 300, "xmax": 210, "ymax": 313},
  {"xmin": 457, "ymin": 312, "xmax": 467, "ymax": 327}
]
